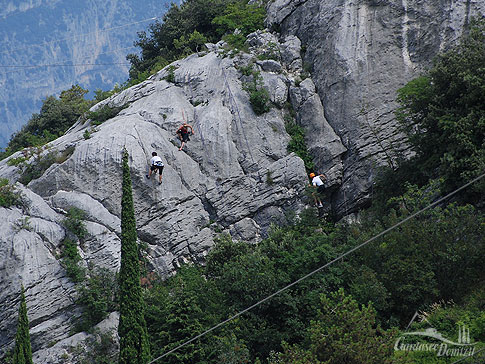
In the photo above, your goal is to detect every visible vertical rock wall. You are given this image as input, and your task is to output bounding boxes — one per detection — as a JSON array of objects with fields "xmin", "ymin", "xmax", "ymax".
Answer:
[{"xmin": 267, "ymin": 0, "xmax": 485, "ymax": 214}]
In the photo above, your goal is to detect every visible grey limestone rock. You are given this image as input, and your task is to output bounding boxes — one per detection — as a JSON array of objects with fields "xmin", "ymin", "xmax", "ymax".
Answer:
[
  {"xmin": 267, "ymin": 0, "xmax": 485, "ymax": 214},
  {"xmin": 280, "ymin": 35, "xmax": 303, "ymax": 72},
  {"xmin": 0, "ymin": 47, "xmax": 315, "ymax": 361},
  {"xmin": 257, "ymin": 59, "xmax": 283, "ymax": 73},
  {"xmin": 289, "ymin": 78, "xmax": 347, "ymax": 186},
  {"xmin": 32, "ymin": 312, "xmax": 119, "ymax": 364}
]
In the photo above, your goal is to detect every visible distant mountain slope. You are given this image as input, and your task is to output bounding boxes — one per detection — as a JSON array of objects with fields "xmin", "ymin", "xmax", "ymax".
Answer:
[{"xmin": 0, "ymin": 0, "xmax": 175, "ymax": 148}]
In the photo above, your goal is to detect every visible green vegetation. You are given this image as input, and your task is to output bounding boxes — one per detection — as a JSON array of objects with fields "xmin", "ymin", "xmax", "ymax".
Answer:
[
  {"xmin": 16, "ymin": 146, "xmax": 75, "ymax": 186},
  {"xmin": 400, "ymin": 286, "xmax": 485, "ymax": 364},
  {"xmin": 87, "ymin": 103, "xmax": 129, "ymax": 126},
  {"xmin": 13, "ymin": 217, "xmax": 32, "ymax": 233},
  {"xmin": 269, "ymin": 289, "xmax": 409, "ymax": 364},
  {"xmin": 143, "ymin": 191, "xmax": 484, "ymax": 362},
  {"xmin": 75, "ymin": 267, "xmax": 119, "ymax": 333},
  {"xmin": 165, "ymin": 65, "xmax": 177, "ymax": 83},
  {"xmin": 17, "ymin": 150, "xmax": 57, "ymax": 185},
  {"xmin": 118, "ymin": 150, "xmax": 150, "ymax": 364},
  {"xmin": 60, "ymin": 207, "xmax": 88, "ymax": 283},
  {"xmin": 13, "ymin": 286, "xmax": 33, "ymax": 364},
  {"xmin": 77, "ymin": 329, "xmax": 118, "ymax": 364},
  {"xmin": 60, "ymin": 239, "xmax": 85, "ymax": 283},
  {"xmin": 0, "ymin": 178, "xmax": 21, "ymax": 208},
  {"xmin": 242, "ymin": 68, "xmax": 271, "ymax": 115},
  {"xmin": 63, "ymin": 207, "xmax": 88, "ymax": 241},
  {"xmin": 284, "ymin": 110, "xmax": 315, "ymax": 172},
  {"xmin": 1, "ymin": 85, "xmax": 92, "ymax": 159},
  {"xmin": 127, "ymin": 0, "xmax": 266, "ymax": 82},
  {"xmin": 395, "ymin": 18, "xmax": 485, "ymax": 201},
  {"xmin": 213, "ymin": 1, "xmax": 266, "ymax": 50},
  {"xmin": 256, "ymin": 42, "xmax": 280, "ymax": 61}
]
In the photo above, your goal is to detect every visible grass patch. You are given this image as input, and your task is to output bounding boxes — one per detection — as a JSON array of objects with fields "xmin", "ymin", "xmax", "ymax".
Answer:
[
  {"xmin": 17, "ymin": 146, "xmax": 75, "ymax": 185},
  {"xmin": 284, "ymin": 111, "xmax": 314, "ymax": 172},
  {"xmin": 0, "ymin": 178, "xmax": 21, "ymax": 208},
  {"xmin": 87, "ymin": 103, "xmax": 129, "ymax": 126},
  {"xmin": 243, "ymin": 70, "xmax": 271, "ymax": 115},
  {"xmin": 60, "ymin": 238, "xmax": 85, "ymax": 283}
]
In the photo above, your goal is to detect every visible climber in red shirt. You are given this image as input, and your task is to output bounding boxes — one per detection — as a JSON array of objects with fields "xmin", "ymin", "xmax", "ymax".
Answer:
[{"xmin": 176, "ymin": 122, "xmax": 194, "ymax": 151}]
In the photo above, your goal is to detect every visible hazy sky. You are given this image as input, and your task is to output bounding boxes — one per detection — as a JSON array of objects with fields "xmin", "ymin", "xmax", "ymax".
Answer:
[{"xmin": 0, "ymin": 0, "xmax": 175, "ymax": 149}]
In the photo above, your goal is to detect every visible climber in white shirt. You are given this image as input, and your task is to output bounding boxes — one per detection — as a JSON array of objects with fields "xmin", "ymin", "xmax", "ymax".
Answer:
[
  {"xmin": 146, "ymin": 151, "xmax": 164, "ymax": 185},
  {"xmin": 309, "ymin": 172, "xmax": 326, "ymax": 208}
]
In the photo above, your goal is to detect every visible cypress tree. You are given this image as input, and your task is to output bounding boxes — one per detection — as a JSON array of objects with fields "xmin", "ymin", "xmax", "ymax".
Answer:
[
  {"xmin": 118, "ymin": 150, "xmax": 150, "ymax": 364},
  {"xmin": 13, "ymin": 285, "xmax": 33, "ymax": 364}
]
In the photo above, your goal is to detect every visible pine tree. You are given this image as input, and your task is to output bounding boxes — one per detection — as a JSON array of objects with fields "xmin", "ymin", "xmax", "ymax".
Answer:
[
  {"xmin": 118, "ymin": 150, "xmax": 150, "ymax": 364},
  {"xmin": 13, "ymin": 285, "xmax": 33, "ymax": 364}
]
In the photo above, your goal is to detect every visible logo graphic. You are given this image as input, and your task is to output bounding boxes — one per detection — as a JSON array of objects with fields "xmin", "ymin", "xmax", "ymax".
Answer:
[
  {"xmin": 402, "ymin": 325, "xmax": 473, "ymax": 346},
  {"xmin": 394, "ymin": 313, "xmax": 477, "ymax": 357}
]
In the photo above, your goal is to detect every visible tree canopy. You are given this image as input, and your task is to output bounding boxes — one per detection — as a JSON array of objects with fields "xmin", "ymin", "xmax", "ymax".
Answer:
[
  {"xmin": 396, "ymin": 19, "xmax": 485, "ymax": 198},
  {"xmin": 1, "ymin": 85, "xmax": 92, "ymax": 158},
  {"xmin": 126, "ymin": 0, "xmax": 265, "ymax": 82}
]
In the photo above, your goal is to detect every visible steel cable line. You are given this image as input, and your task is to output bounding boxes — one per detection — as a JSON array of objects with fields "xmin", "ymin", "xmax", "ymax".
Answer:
[
  {"xmin": 148, "ymin": 171, "xmax": 485, "ymax": 364},
  {"xmin": 0, "ymin": 62, "xmax": 131, "ymax": 69},
  {"xmin": 0, "ymin": 16, "xmax": 158, "ymax": 56},
  {"xmin": 451, "ymin": 347, "xmax": 485, "ymax": 363},
  {"xmin": 0, "ymin": 46, "xmax": 137, "ymax": 77}
]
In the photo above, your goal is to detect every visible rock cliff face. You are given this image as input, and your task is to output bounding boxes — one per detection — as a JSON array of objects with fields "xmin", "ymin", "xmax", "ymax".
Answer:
[
  {"xmin": 1, "ymin": 1, "xmax": 484, "ymax": 361},
  {"xmin": 0, "ymin": 39, "xmax": 317, "ymax": 362},
  {"xmin": 267, "ymin": 0, "xmax": 485, "ymax": 214}
]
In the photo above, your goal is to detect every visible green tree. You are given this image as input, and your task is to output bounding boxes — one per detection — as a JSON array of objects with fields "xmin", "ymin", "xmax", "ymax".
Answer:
[
  {"xmin": 13, "ymin": 286, "xmax": 33, "ymax": 364},
  {"xmin": 269, "ymin": 289, "xmax": 410, "ymax": 364},
  {"xmin": 2, "ymin": 85, "xmax": 92, "ymax": 158},
  {"xmin": 212, "ymin": 1, "xmax": 265, "ymax": 37},
  {"xmin": 118, "ymin": 150, "xmax": 150, "ymax": 364},
  {"xmin": 127, "ymin": 0, "xmax": 267, "ymax": 81},
  {"xmin": 396, "ymin": 19, "xmax": 485, "ymax": 198}
]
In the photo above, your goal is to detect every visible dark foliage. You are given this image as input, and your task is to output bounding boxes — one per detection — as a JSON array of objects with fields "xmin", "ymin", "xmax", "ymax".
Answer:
[
  {"xmin": 1, "ymin": 85, "xmax": 92, "ymax": 159},
  {"xmin": 13, "ymin": 286, "xmax": 33, "ymax": 364},
  {"xmin": 127, "ymin": 0, "xmax": 266, "ymax": 82},
  {"xmin": 396, "ymin": 19, "xmax": 485, "ymax": 201},
  {"xmin": 118, "ymin": 150, "xmax": 150, "ymax": 364},
  {"xmin": 0, "ymin": 178, "xmax": 21, "ymax": 208}
]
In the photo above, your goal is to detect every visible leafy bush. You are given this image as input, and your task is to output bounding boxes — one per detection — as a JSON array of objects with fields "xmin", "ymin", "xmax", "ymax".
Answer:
[
  {"xmin": 60, "ymin": 238, "xmax": 85, "ymax": 283},
  {"xmin": 75, "ymin": 267, "xmax": 119, "ymax": 332},
  {"xmin": 87, "ymin": 103, "xmax": 128, "ymax": 126},
  {"xmin": 16, "ymin": 146, "xmax": 75, "ymax": 185},
  {"xmin": 268, "ymin": 289, "xmax": 410, "ymax": 364},
  {"xmin": 212, "ymin": 1, "xmax": 265, "ymax": 37},
  {"xmin": 143, "ymin": 181, "xmax": 484, "ymax": 362},
  {"xmin": 243, "ymin": 71, "xmax": 271, "ymax": 115},
  {"xmin": 256, "ymin": 42, "xmax": 280, "ymax": 61},
  {"xmin": 284, "ymin": 114, "xmax": 315, "ymax": 172},
  {"xmin": 0, "ymin": 178, "xmax": 21, "ymax": 208},
  {"xmin": 173, "ymin": 30, "xmax": 208, "ymax": 55},
  {"xmin": 395, "ymin": 19, "xmax": 485, "ymax": 200},
  {"xmin": 18, "ymin": 151, "xmax": 58, "ymax": 185},
  {"xmin": 1, "ymin": 85, "xmax": 92, "ymax": 159},
  {"xmin": 77, "ymin": 329, "xmax": 119, "ymax": 364},
  {"xmin": 165, "ymin": 65, "xmax": 177, "ymax": 83},
  {"xmin": 127, "ymin": 0, "xmax": 267, "ymax": 81},
  {"xmin": 7, "ymin": 156, "xmax": 28, "ymax": 167},
  {"xmin": 63, "ymin": 207, "xmax": 88, "ymax": 240}
]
